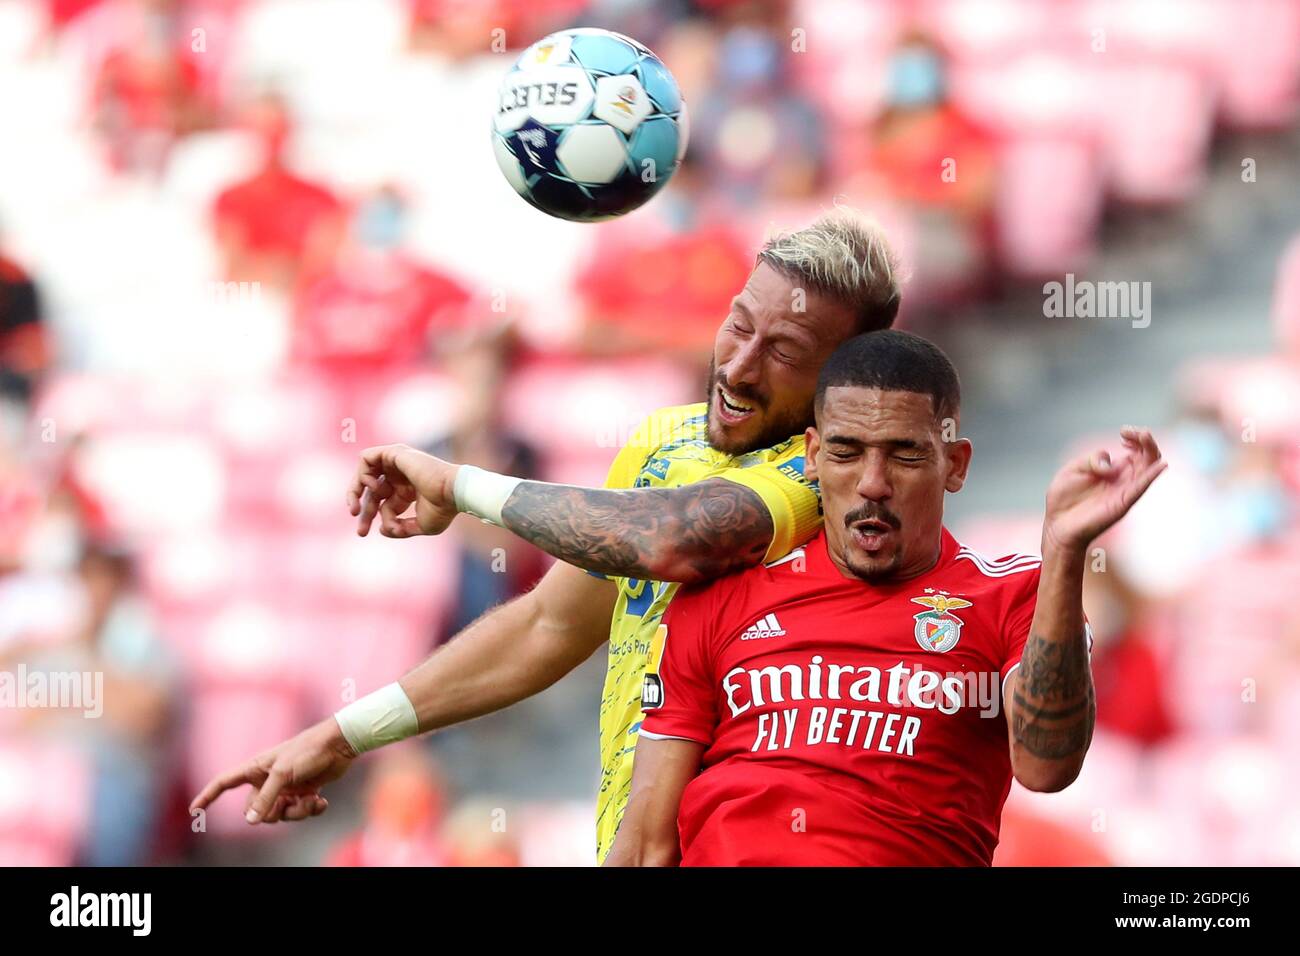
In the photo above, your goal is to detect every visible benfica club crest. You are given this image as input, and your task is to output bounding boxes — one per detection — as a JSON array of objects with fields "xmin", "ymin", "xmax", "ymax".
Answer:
[{"xmin": 911, "ymin": 590, "xmax": 972, "ymax": 653}]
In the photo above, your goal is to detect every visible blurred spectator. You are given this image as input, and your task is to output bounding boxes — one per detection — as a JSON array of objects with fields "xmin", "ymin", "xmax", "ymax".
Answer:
[
  {"xmin": 78, "ymin": 0, "xmax": 220, "ymax": 175},
  {"xmin": 993, "ymin": 803, "xmax": 1113, "ymax": 866},
  {"xmin": 1099, "ymin": 378, "xmax": 1295, "ymax": 598},
  {"xmin": 426, "ymin": 326, "xmax": 544, "ymax": 644},
  {"xmin": 0, "ymin": 234, "xmax": 50, "ymax": 410},
  {"xmin": 40, "ymin": 0, "xmax": 110, "ymax": 32},
  {"xmin": 844, "ymin": 32, "xmax": 998, "ymax": 306},
  {"xmin": 289, "ymin": 185, "xmax": 472, "ymax": 373},
  {"xmin": 405, "ymin": 0, "xmax": 501, "ymax": 60},
  {"xmin": 687, "ymin": 20, "xmax": 828, "ymax": 207},
  {"xmin": 1221, "ymin": 439, "xmax": 1294, "ymax": 548},
  {"xmin": 404, "ymin": 0, "xmax": 587, "ymax": 59},
  {"xmin": 652, "ymin": 16, "xmax": 719, "ymax": 106},
  {"xmin": 73, "ymin": 542, "xmax": 177, "ymax": 865},
  {"xmin": 326, "ymin": 745, "xmax": 450, "ymax": 867},
  {"xmin": 1083, "ymin": 559, "xmax": 1175, "ymax": 748},
  {"xmin": 4, "ymin": 540, "xmax": 177, "ymax": 866},
  {"xmin": 574, "ymin": 213, "xmax": 752, "ymax": 362},
  {"xmin": 442, "ymin": 798, "xmax": 522, "ymax": 867},
  {"xmin": 1173, "ymin": 381, "xmax": 1295, "ymax": 551},
  {"xmin": 211, "ymin": 93, "xmax": 345, "ymax": 292}
]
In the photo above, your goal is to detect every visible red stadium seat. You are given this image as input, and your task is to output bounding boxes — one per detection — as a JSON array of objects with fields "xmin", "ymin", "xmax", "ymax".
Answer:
[
  {"xmin": 1205, "ymin": 0, "xmax": 1300, "ymax": 129},
  {"xmin": 75, "ymin": 430, "xmax": 227, "ymax": 542},
  {"xmin": 219, "ymin": 447, "xmax": 353, "ymax": 532},
  {"xmin": 0, "ymin": 738, "xmax": 90, "ymax": 866},
  {"xmin": 1097, "ymin": 57, "xmax": 1215, "ymax": 204},
  {"xmin": 371, "ymin": 369, "xmax": 463, "ymax": 443},
  {"xmin": 949, "ymin": 52, "xmax": 1096, "ymax": 137},
  {"xmin": 1166, "ymin": 533, "xmax": 1300, "ymax": 736},
  {"xmin": 184, "ymin": 602, "xmax": 312, "ymax": 835},
  {"xmin": 1152, "ymin": 736, "xmax": 1291, "ymax": 864},
  {"xmin": 1216, "ymin": 357, "xmax": 1300, "ymax": 443},
  {"xmin": 920, "ymin": 0, "xmax": 1059, "ymax": 65},
  {"xmin": 501, "ymin": 355, "xmax": 697, "ymax": 458},
  {"xmin": 515, "ymin": 801, "xmax": 599, "ymax": 867},
  {"xmin": 298, "ymin": 610, "xmax": 436, "ymax": 717},
  {"xmin": 995, "ymin": 134, "xmax": 1103, "ymax": 276},
  {"xmin": 209, "ymin": 374, "xmax": 342, "ymax": 455},
  {"xmin": 187, "ymin": 686, "xmax": 307, "ymax": 836}
]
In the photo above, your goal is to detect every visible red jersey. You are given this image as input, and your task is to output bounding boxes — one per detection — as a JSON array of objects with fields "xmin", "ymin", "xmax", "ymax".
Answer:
[
  {"xmin": 290, "ymin": 255, "xmax": 470, "ymax": 370},
  {"xmin": 640, "ymin": 527, "xmax": 1043, "ymax": 866},
  {"xmin": 212, "ymin": 168, "xmax": 343, "ymax": 259}
]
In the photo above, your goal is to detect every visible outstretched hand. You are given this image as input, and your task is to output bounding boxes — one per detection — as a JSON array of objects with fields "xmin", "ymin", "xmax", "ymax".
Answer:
[
  {"xmin": 346, "ymin": 444, "xmax": 460, "ymax": 538},
  {"xmin": 1042, "ymin": 426, "xmax": 1167, "ymax": 553},
  {"xmin": 189, "ymin": 719, "xmax": 357, "ymax": 825}
]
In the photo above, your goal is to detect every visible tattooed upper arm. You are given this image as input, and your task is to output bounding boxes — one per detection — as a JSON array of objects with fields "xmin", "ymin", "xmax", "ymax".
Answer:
[{"xmin": 500, "ymin": 478, "xmax": 774, "ymax": 583}]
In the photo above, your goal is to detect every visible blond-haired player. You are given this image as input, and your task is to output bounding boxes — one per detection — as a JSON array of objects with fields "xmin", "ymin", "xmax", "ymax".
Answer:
[{"xmin": 192, "ymin": 211, "xmax": 903, "ymax": 862}]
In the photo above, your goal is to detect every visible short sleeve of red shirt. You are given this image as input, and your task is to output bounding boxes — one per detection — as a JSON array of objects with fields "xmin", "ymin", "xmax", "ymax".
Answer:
[
  {"xmin": 999, "ymin": 565, "xmax": 1040, "ymax": 680},
  {"xmin": 639, "ymin": 582, "xmax": 726, "ymax": 746},
  {"xmin": 998, "ymin": 565, "xmax": 1093, "ymax": 692}
]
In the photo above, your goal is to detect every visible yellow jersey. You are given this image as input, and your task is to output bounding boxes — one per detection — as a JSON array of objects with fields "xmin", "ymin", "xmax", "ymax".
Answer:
[{"xmin": 593, "ymin": 402, "xmax": 823, "ymax": 861}]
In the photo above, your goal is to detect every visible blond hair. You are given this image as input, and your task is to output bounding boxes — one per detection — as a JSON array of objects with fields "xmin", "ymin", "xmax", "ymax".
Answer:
[{"xmin": 757, "ymin": 207, "xmax": 903, "ymax": 332}]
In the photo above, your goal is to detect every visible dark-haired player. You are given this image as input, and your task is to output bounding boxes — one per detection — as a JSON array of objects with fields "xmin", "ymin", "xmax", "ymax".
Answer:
[{"xmin": 606, "ymin": 330, "xmax": 1165, "ymax": 866}]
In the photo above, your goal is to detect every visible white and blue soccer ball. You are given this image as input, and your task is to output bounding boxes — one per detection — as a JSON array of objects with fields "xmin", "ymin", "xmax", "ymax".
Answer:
[{"xmin": 492, "ymin": 28, "xmax": 688, "ymax": 222}]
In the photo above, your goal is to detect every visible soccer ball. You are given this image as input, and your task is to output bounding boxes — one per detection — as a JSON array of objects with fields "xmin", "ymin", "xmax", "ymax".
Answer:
[{"xmin": 492, "ymin": 28, "xmax": 689, "ymax": 222}]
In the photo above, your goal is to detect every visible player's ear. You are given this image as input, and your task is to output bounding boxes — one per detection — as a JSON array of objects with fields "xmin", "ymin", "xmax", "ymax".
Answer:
[
  {"xmin": 943, "ymin": 437, "xmax": 972, "ymax": 493},
  {"xmin": 804, "ymin": 426, "xmax": 821, "ymax": 482}
]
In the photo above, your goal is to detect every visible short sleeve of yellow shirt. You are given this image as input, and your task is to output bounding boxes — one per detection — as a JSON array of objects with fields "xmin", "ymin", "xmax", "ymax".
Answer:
[
  {"xmin": 597, "ymin": 403, "xmax": 821, "ymax": 562},
  {"xmin": 712, "ymin": 454, "xmax": 822, "ymax": 563}
]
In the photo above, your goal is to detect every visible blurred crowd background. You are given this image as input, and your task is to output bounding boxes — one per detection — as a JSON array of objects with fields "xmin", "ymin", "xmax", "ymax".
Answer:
[{"xmin": 1, "ymin": 0, "xmax": 1299, "ymax": 866}]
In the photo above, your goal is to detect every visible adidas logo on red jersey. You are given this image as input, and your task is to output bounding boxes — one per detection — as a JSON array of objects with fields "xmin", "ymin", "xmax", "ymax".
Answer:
[{"xmin": 740, "ymin": 613, "xmax": 786, "ymax": 640}]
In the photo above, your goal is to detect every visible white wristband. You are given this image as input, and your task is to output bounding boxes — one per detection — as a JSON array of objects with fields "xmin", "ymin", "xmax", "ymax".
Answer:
[
  {"xmin": 333, "ymin": 682, "xmax": 420, "ymax": 755},
  {"xmin": 453, "ymin": 464, "xmax": 523, "ymax": 527}
]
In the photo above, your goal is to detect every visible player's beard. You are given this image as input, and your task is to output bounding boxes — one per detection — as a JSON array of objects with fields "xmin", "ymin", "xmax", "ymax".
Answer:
[
  {"xmin": 843, "ymin": 545, "xmax": 906, "ymax": 584},
  {"xmin": 704, "ymin": 358, "xmax": 814, "ymax": 456},
  {"xmin": 840, "ymin": 502, "xmax": 905, "ymax": 583}
]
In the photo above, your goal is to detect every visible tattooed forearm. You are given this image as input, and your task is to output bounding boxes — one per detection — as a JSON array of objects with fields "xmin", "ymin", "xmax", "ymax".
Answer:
[
  {"xmin": 1006, "ymin": 539, "xmax": 1095, "ymax": 789},
  {"xmin": 1018, "ymin": 633, "xmax": 1091, "ymax": 702},
  {"xmin": 500, "ymin": 478, "xmax": 774, "ymax": 582},
  {"xmin": 1009, "ymin": 705, "xmax": 1093, "ymax": 759},
  {"xmin": 1011, "ymin": 686, "xmax": 1095, "ymax": 759},
  {"xmin": 1011, "ymin": 632, "xmax": 1095, "ymax": 761}
]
